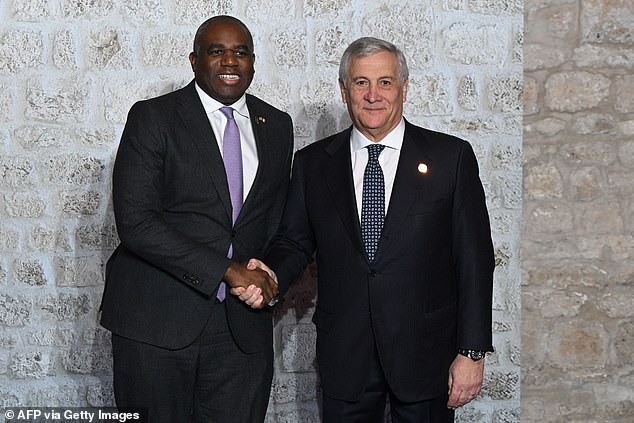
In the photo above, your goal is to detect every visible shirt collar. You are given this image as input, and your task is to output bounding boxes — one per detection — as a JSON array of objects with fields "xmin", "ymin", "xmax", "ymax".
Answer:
[
  {"xmin": 350, "ymin": 118, "xmax": 405, "ymax": 152},
  {"xmin": 194, "ymin": 82, "xmax": 250, "ymax": 119}
]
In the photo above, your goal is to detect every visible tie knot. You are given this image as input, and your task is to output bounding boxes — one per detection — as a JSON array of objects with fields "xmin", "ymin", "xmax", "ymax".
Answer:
[
  {"xmin": 367, "ymin": 143, "xmax": 385, "ymax": 161},
  {"xmin": 220, "ymin": 106, "xmax": 235, "ymax": 120}
]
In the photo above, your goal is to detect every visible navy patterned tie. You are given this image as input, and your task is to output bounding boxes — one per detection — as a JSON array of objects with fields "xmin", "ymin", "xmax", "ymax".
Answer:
[{"xmin": 361, "ymin": 144, "xmax": 386, "ymax": 262}]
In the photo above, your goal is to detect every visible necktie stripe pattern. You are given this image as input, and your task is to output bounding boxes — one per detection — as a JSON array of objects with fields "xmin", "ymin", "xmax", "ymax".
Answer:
[
  {"xmin": 361, "ymin": 143, "xmax": 385, "ymax": 262},
  {"xmin": 218, "ymin": 106, "xmax": 243, "ymax": 301}
]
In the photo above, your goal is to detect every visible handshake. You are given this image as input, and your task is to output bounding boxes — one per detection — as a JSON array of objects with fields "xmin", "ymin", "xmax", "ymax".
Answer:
[{"xmin": 224, "ymin": 259, "xmax": 278, "ymax": 309}]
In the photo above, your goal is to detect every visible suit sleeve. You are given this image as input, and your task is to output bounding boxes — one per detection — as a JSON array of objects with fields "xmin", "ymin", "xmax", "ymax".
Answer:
[
  {"xmin": 265, "ymin": 150, "xmax": 315, "ymax": 298},
  {"xmin": 112, "ymin": 101, "xmax": 229, "ymax": 297},
  {"xmin": 452, "ymin": 141, "xmax": 495, "ymax": 351}
]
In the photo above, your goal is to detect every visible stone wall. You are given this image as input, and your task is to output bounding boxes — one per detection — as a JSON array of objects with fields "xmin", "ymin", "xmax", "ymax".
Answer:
[
  {"xmin": 0, "ymin": 1, "xmax": 521, "ymax": 421},
  {"xmin": 522, "ymin": 0, "xmax": 634, "ymax": 421}
]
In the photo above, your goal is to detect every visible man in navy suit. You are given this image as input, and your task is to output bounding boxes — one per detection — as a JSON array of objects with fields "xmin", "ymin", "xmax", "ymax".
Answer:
[
  {"xmin": 237, "ymin": 37, "xmax": 494, "ymax": 422},
  {"xmin": 100, "ymin": 15, "xmax": 293, "ymax": 423}
]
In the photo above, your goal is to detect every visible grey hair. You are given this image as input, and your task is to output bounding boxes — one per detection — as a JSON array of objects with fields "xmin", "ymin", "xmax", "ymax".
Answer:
[{"xmin": 338, "ymin": 37, "xmax": 409, "ymax": 87}]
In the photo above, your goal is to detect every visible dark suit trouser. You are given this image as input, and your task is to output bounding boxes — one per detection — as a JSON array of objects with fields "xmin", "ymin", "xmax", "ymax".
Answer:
[
  {"xmin": 322, "ymin": 348, "xmax": 454, "ymax": 423},
  {"xmin": 112, "ymin": 301, "xmax": 273, "ymax": 423}
]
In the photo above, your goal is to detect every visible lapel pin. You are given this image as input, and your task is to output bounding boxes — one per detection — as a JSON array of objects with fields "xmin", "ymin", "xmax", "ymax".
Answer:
[
  {"xmin": 418, "ymin": 163, "xmax": 428, "ymax": 174},
  {"xmin": 257, "ymin": 116, "xmax": 266, "ymax": 124}
]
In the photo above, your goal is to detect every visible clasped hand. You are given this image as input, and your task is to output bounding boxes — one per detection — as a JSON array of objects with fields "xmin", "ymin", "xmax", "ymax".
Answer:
[{"xmin": 226, "ymin": 259, "xmax": 278, "ymax": 309}]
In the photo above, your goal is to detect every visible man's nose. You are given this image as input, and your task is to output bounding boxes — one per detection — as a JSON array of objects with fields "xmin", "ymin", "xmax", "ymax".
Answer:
[{"xmin": 221, "ymin": 49, "xmax": 238, "ymax": 65}]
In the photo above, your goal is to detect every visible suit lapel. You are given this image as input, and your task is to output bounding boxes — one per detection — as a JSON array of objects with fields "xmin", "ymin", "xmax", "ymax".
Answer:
[
  {"xmin": 374, "ymin": 120, "xmax": 434, "ymax": 261},
  {"xmin": 322, "ymin": 128, "xmax": 366, "ymax": 258},
  {"xmin": 176, "ymin": 82, "xmax": 232, "ymax": 222},
  {"xmin": 239, "ymin": 96, "xmax": 272, "ymax": 223}
]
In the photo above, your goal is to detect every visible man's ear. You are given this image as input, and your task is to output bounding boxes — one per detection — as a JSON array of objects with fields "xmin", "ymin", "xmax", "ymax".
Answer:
[
  {"xmin": 339, "ymin": 79, "xmax": 348, "ymax": 104},
  {"xmin": 188, "ymin": 52, "xmax": 197, "ymax": 72}
]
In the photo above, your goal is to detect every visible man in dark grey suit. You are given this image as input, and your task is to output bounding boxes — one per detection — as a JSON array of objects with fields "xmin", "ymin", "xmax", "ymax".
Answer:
[
  {"xmin": 99, "ymin": 15, "xmax": 293, "ymax": 423},
  {"xmin": 237, "ymin": 37, "xmax": 494, "ymax": 422}
]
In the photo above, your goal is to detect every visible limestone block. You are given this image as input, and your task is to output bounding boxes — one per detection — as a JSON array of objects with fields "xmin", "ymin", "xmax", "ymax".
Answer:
[
  {"xmin": 270, "ymin": 30, "xmax": 307, "ymax": 69},
  {"xmin": 281, "ymin": 323, "xmax": 316, "ymax": 372},
  {"xmin": 549, "ymin": 320, "xmax": 609, "ymax": 369},
  {"xmin": 38, "ymin": 293, "xmax": 91, "ymax": 321},
  {"xmin": 361, "ymin": 3, "xmax": 433, "ymax": 70},
  {"xmin": 15, "ymin": 259, "xmax": 47, "ymax": 287},
  {"xmin": 76, "ymin": 126, "xmax": 118, "ymax": 147},
  {"xmin": 59, "ymin": 0, "xmax": 114, "ymax": 19},
  {"xmin": 468, "ymin": 0, "xmax": 522, "ymax": 16},
  {"xmin": 11, "ymin": 0, "xmax": 51, "ymax": 21},
  {"xmin": 55, "ymin": 256, "xmax": 103, "ymax": 287},
  {"xmin": 523, "ymin": 44, "xmax": 568, "ymax": 70},
  {"xmin": 62, "ymin": 345, "xmax": 112, "ymax": 374},
  {"xmin": 26, "ymin": 328, "xmax": 76, "ymax": 346},
  {"xmin": 10, "ymin": 351, "xmax": 55, "ymax": 378},
  {"xmin": 615, "ymin": 75, "xmax": 634, "ymax": 113},
  {"xmin": 512, "ymin": 26, "xmax": 523, "ymax": 64},
  {"xmin": 526, "ymin": 117, "xmax": 566, "ymax": 137},
  {"xmin": 271, "ymin": 372, "xmax": 319, "ymax": 403},
  {"xmin": 60, "ymin": 191, "xmax": 101, "ymax": 216},
  {"xmin": 408, "ymin": 75, "xmax": 452, "ymax": 116},
  {"xmin": 544, "ymin": 71, "xmax": 610, "ymax": 112},
  {"xmin": 524, "ymin": 163, "xmax": 563, "ymax": 199},
  {"xmin": 269, "ymin": 408, "xmax": 320, "ymax": 423},
  {"xmin": 304, "ymin": 0, "xmax": 351, "ymax": 16},
  {"xmin": 315, "ymin": 26, "xmax": 350, "ymax": 66},
  {"xmin": 25, "ymin": 79, "xmax": 89, "ymax": 123},
  {"xmin": 0, "ymin": 81, "xmax": 14, "ymax": 121},
  {"xmin": 86, "ymin": 379, "xmax": 115, "ymax": 406},
  {"xmin": 0, "ymin": 330, "xmax": 18, "ymax": 348},
  {"xmin": 52, "ymin": 30, "xmax": 78, "ymax": 70},
  {"xmin": 245, "ymin": 0, "xmax": 295, "ymax": 24},
  {"xmin": 143, "ymin": 32, "xmax": 191, "ymax": 67},
  {"xmin": 14, "ymin": 125, "xmax": 69, "ymax": 150},
  {"xmin": 0, "ymin": 29, "xmax": 43, "ymax": 73},
  {"xmin": 570, "ymin": 166, "xmax": 603, "ymax": 201},
  {"xmin": 27, "ymin": 385, "xmax": 82, "ymax": 406},
  {"xmin": 45, "ymin": 154, "xmax": 104, "ymax": 185},
  {"xmin": 76, "ymin": 224, "xmax": 119, "ymax": 250},
  {"xmin": 28, "ymin": 226, "xmax": 72, "ymax": 252},
  {"xmin": 482, "ymin": 370, "xmax": 519, "ymax": 400},
  {"xmin": 174, "ymin": 0, "xmax": 231, "ymax": 25},
  {"xmin": 455, "ymin": 406, "xmax": 486, "ymax": 422},
  {"xmin": 572, "ymin": 113, "xmax": 618, "ymax": 135},
  {"xmin": 579, "ymin": 200, "xmax": 624, "ymax": 234},
  {"xmin": 522, "ymin": 75, "xmax": 539, "ymax": 116},
  {"xmin": 491, "ymin": 144, "xmax": 521, "ymax": 171},
  {"xmin": 493, "ymin": 408, "xmax": 520, "ymax": 423},
  {"xmin": 581, "ymin": 0, "xmax": 634, "ymax": 43},
  {"xmin": 598, "ymin": 288, "xmax": 634, "ymax": 319},
  {"xmin": 457, "ymin": 75, "xmax": 478, "ymax": 111},
  {"xmin": 88, "ymin": 28, "xmax": 133, "ymax": 71},
  {"xmin": 526, "ymin": 203, "xmax": 574, "ymax": 233},
  {"xmin": 0, "ymin": 295, "xmax": 32, "ymax": 326},
  {"xmin": 615, "ymin": 321, "xmax": 634, "ymax": 365},
  {"xmin": 444, "ymin": 23, "xmax": 506, "ymax": 65},
  {"xmin": 573, "ymin": 44, "xmax": 634, "ymax": 69},
  {"xmin": 0, "ymin": 227, "xmax": 20, "ymax": 251},
  {"xmin": 121, "ymin": 0, "xmax": 166, "ymax": 25},
  {"xmin": 4, "ymin": 192, "xmax": 46, "ymax": 218},
  {"xmin": 248, "ymin": 80, "xmax": 292, "ymax": 119},
  {"xmin": 558, "ymin": 141, "xmax": 616, "ymax": 166},
  {"xmin": 487, "ymin": 74, "xmax": 522, "ymax": 113},
  {"xmin": 618, "ymin": 140, "xmax": 634, "ymax": 168}
]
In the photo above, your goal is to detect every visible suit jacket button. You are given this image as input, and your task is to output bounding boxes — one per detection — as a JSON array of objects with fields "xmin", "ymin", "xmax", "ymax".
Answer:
[
  {"xmin": 231, "ymin": 230, "xmax": 236, "ymax": 238},
  {"xmin": 369, "ymin": 270, "xmax": 377, "ymax": 277}
]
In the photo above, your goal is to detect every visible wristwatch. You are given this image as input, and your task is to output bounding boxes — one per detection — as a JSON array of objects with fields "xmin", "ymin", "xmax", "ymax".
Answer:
[{"xmin": 457, "ymin": 349, "xmax": 486, "ymax": 361}]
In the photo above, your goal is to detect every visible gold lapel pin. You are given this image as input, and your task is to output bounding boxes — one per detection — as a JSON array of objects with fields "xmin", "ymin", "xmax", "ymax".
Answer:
[{"xmin": 418, "ymin": 163, "xmax": 428, "ymax": 174}]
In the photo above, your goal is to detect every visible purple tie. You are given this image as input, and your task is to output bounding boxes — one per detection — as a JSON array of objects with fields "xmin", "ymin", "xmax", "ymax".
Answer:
[{"xmin": 217, "ymin": 106, "xmax": 243, "ymax": 301}]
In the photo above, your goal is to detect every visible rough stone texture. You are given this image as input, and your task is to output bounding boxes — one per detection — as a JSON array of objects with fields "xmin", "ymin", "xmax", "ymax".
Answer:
[
  {"xmin": 523, "ymin": 0, "xmax": 634, "ymax": 421},
  {"xmin": 0, "ymin": 0, "xmax": 520, "ymax": 420}
]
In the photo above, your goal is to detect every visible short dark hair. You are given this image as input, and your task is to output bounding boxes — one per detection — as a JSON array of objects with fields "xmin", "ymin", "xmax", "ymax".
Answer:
[
  {"xmin": 339, "ymin": 37, "xmax": 409, "ymax": 87},
  {"xmin": 192, "ymin": 15, "xmax": 254, "ymax": 56}
]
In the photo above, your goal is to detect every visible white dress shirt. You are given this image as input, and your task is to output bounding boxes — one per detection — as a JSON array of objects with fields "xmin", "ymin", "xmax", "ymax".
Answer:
[
  {"xmin": 194, "ymin": 83, "xmax": 258, "ymax": 203},
  {"xmin": 350, "ymin": 119, "xmax": 405, "ymax": 221}
]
